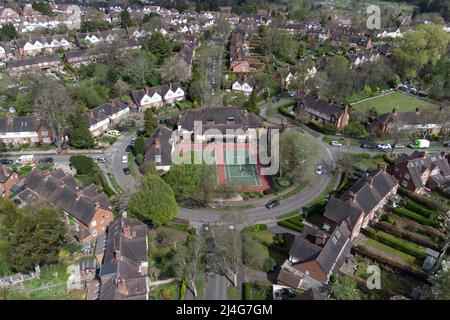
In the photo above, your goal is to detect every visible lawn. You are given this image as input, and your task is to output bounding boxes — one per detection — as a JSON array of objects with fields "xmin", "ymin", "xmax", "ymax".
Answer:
[
  {"xmin": 362, "ymin": 238, "xmax": 417, "ymax": 265},
  {"xmin": 351, "ymin": 92, "xmax": 435, "ymax": 114},
  {"xmin": 150, "ymin": 281, "xmax": 180, "ymax": 300},
  {"xmin": 243, "ymin": 282, "xmax": 272, "ymax": 300},
  {"xmin": 107, "ymin": 172, "xmax": 124, "ymax": 194},
  {"xmin": 228, "ymin": 285, "xmax": 241, "ymax": 300}
]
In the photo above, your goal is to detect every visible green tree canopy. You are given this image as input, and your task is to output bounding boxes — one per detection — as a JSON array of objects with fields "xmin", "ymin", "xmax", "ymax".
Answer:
[
  {"xmin": 68, "ymin": 112, "xmax": 94, "ymax": 149},
  {"xmin": 330, "ymin": 275, "xmax": 362, "ymax": 300},
  {"xmin": 128, "ymin": 174, "xmax": 178, "ymax": 226},
  {"xmin": 69, "ymin": 155, "xmax": 95, "ymax": 175}
]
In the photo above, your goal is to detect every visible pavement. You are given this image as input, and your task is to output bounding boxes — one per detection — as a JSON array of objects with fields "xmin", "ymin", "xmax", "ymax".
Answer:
[{"xmin": 205, "ymin": 273, "xmax": 229, "ymax": 300}]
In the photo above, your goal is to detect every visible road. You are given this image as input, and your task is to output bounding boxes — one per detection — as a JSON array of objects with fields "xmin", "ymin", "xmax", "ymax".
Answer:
[{"xmin": 205, "ymin": 274, "xmax": 229, "ymax": 300}]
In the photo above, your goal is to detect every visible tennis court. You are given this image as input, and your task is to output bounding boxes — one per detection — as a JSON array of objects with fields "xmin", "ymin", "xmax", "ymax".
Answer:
[{"xmin": 223, "ymin": 149, "xmax": 261, "ymax": 187}]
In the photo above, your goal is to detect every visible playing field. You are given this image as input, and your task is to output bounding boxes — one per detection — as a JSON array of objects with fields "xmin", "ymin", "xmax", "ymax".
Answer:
[
  {"xmin": 352, "ymin": 92, "xmax": 436, "ymax": 114},
  {"xmin": 223, "ymin": 149, "xmax": 261, "ymax": 187}
]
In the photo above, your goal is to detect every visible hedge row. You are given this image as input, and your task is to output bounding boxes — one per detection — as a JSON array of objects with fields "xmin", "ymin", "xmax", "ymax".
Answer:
[
  {"xmin": 278, "ymin": 103, "xmax": 296, "ymax": 119},
  {"xmin": 334, "ymin": 171, "xmax": 349, "ymax": 195},
  {"xmin": 180, "ymin": 279, "xmax": 187, "ymax": 300},
  {"xmin": 401, "ymin": 199, "xmax": 441, "ymax": 219},
  {"xmin": 364, "ymin": 228, "xmax": 428, "ymax": 259},
  {"xmin": 306, "ymin": 122, "xmax": 338, "ymax": 135},
  {"xmin": 382, "ymin": 155, "xmax": 395, "ymax": 165},
  {"xmin": 278, "ymin": 218, "xmax": 304, "ymax": 233},
  {"xmin": 397, "ymin": 188, "xmax": 449, "ymax": 213},
  {"xmin": 436, "ymin": 186, "xmax": 450, "ymax": 199},
  {"xmin": 391, "ymin": 207, "xmax": 440, "ymax": 228},
  {"xmin": 96, "ymin": 167, "xmax": 116, "ymax": 197}
]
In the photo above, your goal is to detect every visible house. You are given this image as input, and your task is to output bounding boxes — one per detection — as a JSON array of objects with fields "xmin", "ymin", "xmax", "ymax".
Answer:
[
  {"xmin": 176, "ymin": 107, "xmax": 265, "ymax": 143},
  {"xmin": 64, "ymin": 49, "xmax": 104, "ymax": 68},
  {"xmin": 230, "ymin": 27, "xmax": 250, "ymax": 73},
  {"xmin": 323, "ymin": 165, "xmax": 398, "ymax": 240},
  {"xmin": 231, "ymin": 76, "xmax": 257, "ymax": 96},
  {"xmin": 0, "ymin": 8, "xmax": 21, "ymax": 24},
  {"xmin": 0, "ymin": 115, "xmax": 51, "ymax": 145},
  {"xmin": 144, "ymin": 125, "xmax": 174, "ymax": 172},
  {"xmin": 131, "ymin": 87, "xmax": 163, "ymax": 112},
  {"xmin": 83, "ymin": 99, "xmax": 130, "ymax": 137},
  {"xmin": 293, "ymin": 94, "xmax": 350, "ymax": 129},
  {"xmin": 388, "ymin": 151, "xmax": 450, "ymax": 193},
  {"xmin": 275, "ymin": 222, "xmax": 352, "ymax": 291},
  {"xmin": 0, "ymin": 42, "xmax": 14, "ymax": 61},
  {"xmin": 376, "ymin": 28, "xmax": 403, "ymax": 39},
  {"xmin": 15, "ymin": 35, "xmax": 72, "ymax": 56},
  {"xmin": 6, "ymin": 55, "xmax": 62, "ymax": 75},
  {"xmin": 16, "ymin": 169, "xmax": 113, "ymax": 244},
  {"xmin": 0, "ymin": 165, "xmax": 19, "ymax": 197},
  {"xmin": 98, "ymin": 215, "xmax": 149, "ymax": 300},
  {"xmin": 278, "ymin": 70, "xmax": 294, "ymax": 87},
  {"xmin": 370, "ymin": 108, "xmax": 442, "ymax": 136}
]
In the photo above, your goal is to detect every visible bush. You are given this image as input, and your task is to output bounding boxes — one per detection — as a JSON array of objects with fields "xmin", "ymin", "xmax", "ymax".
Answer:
[
  {"xmin": 69, "ymin": 155, "xmax": 94, "ymax": 175},
  {"xmin": 436, "ymin": 186, "xmax": 450, "ymax": 199},
  {"xmin": 263, "ymin": 257, "xmax": 276, "ymax": 272},
  {"xmin": 135, "ymin": 153, "xmax": 144, "ymax": 165},
  {"xmin": 180, "ymin": 279, "xmax": 186, "ymax": 300},
  {"xmin": 134, "ymin": 136, "xmax": 146, "ymax": 156},
  {"xmin": 254, "ymin": 224, "xmax": 267, "ymax": 232},
  {"xmin": 402, "ymin": 200, "xmax": 440, "ymax": 219},
  {"xmin": 278, "ymin": 102, "xmax": 296, "ymax": 119},
  {"xmin": 397, "ymin": 188, "xmax": 448, "ymax": 213},
  {"xmin": 391, "ymin": 207, "xmax": 440, "ymax": 228},
  {"xmin": 278, "ymin": 219, "xmax": 304, "ymax": 232}
]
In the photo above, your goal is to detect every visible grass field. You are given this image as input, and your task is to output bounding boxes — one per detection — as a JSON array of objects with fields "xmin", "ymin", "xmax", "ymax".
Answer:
[{"xmin": 352, "ymin": 92, "xmax": 436, "ymax": 114}]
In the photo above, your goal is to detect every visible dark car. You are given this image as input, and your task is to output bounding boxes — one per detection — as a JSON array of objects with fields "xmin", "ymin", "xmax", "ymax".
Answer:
[
  {"xmin": 136, "ymin": 129, "xmax": 145, "ymax": 137},
  {"xmin": 123, "ymin": 167, "xmax": 131, "ymax": 175},
  {"xmin": 265, "ymin": 199, "xmax": 280, "ymax": 209},
  {"xmin": 38, "ymin": 157, "xmax": 54, "ymax": 164},
  {"xmin": 125, "ymin": 145, "xmax": 134, "ymax": 153},
  {"xmin": 272, "ymin": 98, "xmax": 281, "ymax": 104},
  {"xmin": 360, "ymin": 143, "xmax": 375, "ymax": 149},
  {"xmin": 96, "ymin": 156, "xmax": 106, "ymax": 164},
  {"xmin": 0, "ymin": 158, "xmax": 14, "ymax": 165}
]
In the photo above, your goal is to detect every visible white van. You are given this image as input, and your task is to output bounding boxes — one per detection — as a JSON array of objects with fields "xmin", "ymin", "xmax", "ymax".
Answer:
[{"xmin": 16, "ymin": 155, "xmax": 36, "ymax": 165}]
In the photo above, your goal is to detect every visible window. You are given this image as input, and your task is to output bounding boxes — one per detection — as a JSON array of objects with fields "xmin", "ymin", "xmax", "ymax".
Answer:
[
  {"xmin": 155, "ymin": 155, "xmax": 161, "ymax": 163},
  {"xmin": 92, "ymin": 230, "xmax": 97, "ymax": 238},
  {"xmin": 404, "ymin": 173, "xmax": 410, "ymax": 180},
  {"xmin": 331, "ymin": 237, "xmax": 337, "ymax": 245}
]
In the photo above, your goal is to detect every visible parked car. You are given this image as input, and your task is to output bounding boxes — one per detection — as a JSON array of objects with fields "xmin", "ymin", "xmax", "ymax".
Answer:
[
  {"xmin": 16, "ymin": 155, "xmax": 36, "ymax": 165},
  {"xmin": 288, "ymin": 92, "xmax": 298, "ymax": 97},
  {"xmin": 106, "ymin": 129, "xmax": 120, "ymax": 137},
  {"xmin": 316, "ymin": 165, "xmax": 323, "ymax": 175},
  {"xmin": 130, "ymin": 137, "xmax": 136, "ymax": 145},
  {"xmin": 330, "ymin": 141, "xmax": 343, "ymax": 147},
  {"xmin": 377, "ymin": 144, "xmax": 392, "ymax": 150},
  {"xmin": 0, "ymin": 158, "xmax": 14, "ymax": 165},
  {"xmin": 265, "ymin": 199, "xmax": 280, "ymax": 209},
  {"xmin": 96, "ymin": 156, "xmax": 106, "ymax": 164},
  {"xmin": 272, "ymin": 97, "xmax": 280, "ymax": 103},
  {"xmin": 360, "ymin": 143, "xmax": 375, "ymax": 149},
  {"xmin": 394, "ymin": 144, "xmax": 406, "ymax": 149},
  {"xmin": 125, "ymin": 145, "xmax": 134, "ymax": 153},
  {"xmin": 121, "ymin": 155, "xmax": 128, "ymax": 164},
  {"xmin": 38, "ymin": 157, "xmax": 54, "ymax": 164},
  {"xmin": 123, "ymin": 167, "xmax": 131, "ymax": 175},
  {"xmin": 136, "ymin": 129, "xmax": 145, "ymax": 137}
]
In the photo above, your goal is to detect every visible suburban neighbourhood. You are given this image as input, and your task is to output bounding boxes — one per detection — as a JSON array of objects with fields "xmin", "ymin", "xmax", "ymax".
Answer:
[{"xmin": 0, "ymin": 0, "xmax": 449, "ymax": 304}]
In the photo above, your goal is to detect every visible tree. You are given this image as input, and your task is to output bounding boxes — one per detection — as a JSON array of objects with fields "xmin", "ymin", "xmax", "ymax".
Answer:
[
  {"xmin": 0, "ymin": 23, "xmax": 17, "ymax": 41},
  {"xmin": 427, "ymin": 260, "xmax": 450, "ymax": 299},
  {"xmin": 142, "ymin": 12, "xmax": 159, "ymax": 24},
  {"xmin": 244, "ymin": 91, "xmax": 259, "ymax": 114},
  {"xmin": 134, "ymin": 136, "xmax": 146, "ymax": 156},
  {"xmin": 144, "ymin": 109, "xmax": 158, "ymax": 136},
  {"xmin": 415, "ymin": 108, "xmax": 441, "ymax": 139},
  {"xmin": 69, "ymin": 155, "xmax": 95, "ymax": 175},
  {"xmin": 128, "ymin": 174, "xmax": 178, "ymax": 226},
  {"xmin": 160, "ymin": 56, "xmax": 192, "ymax": 83},
  {"xmin": 68, "ymin": 112, "xmax": 94, "ymax": 149},
  {"xmin": 0, "ymin": 199, "xmax": 67, "ymax": 273},
  {"xmin": 122, "ymin": 51, "xmax": 156, "ymax": 88},
  {"xmin": 33, "ymin": 78, "xmax": 75, "ymax": 153},
  {"xmin": 330, "ymin": 275, "xmax": 362, "ymax": 300},
  {"xmin": 32, "ymin": 1, "xmax": 55, "ymax": 17},
  {"xmin": 120, "ymin": 10, "xmax": 132, "ymax": 29},
  {"xmin": 146, "ymin": 32, "xmax": 173, "ymax": 65}
]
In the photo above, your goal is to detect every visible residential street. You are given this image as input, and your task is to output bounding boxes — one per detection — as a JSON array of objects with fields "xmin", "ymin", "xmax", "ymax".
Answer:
[{"xmin": 205, "ymin": 274, "xmax": 229, "ymax": 300}]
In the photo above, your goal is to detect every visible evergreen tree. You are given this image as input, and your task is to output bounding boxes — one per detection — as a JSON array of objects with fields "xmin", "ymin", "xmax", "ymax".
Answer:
[{"xmin": 68, "ymin": 112, "xmax": 95, "ymax": 149}]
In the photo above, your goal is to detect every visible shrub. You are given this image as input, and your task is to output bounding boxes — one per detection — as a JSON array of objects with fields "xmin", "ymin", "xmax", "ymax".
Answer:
[
  {"xmin": 391, "ymin": 207, "xmax": 440, "ymax": 228},
  {"xmin": 69, "ymin": 155, "xmax": 94, "ymax": 175},
  {"xmin": 254, "ymin": 224, "xmax": 267, "ymax": 232},
  {"xmin": 134, "ymin": 136, "xmax": 146, "ymax": 156},
  {"xmin": 135, "ymin": 153, "xmax": 144, "ymax": 165},
  {"xmin": 403, "ymin": 200, "xmax": 440, "ymax": 219},
  {"xmin": 180, "ymin": 279, "xmax": 186, "ymax": 300},
  {"xmin": 397, "ymin": 188, "xmax": 448, "ymax": 213},
  {"xmin": 160, "ymin": 288, "xmax": 171, "ymax": 300},
  {"xmin": 278, "ymin": 219, "xmax": 304, "ymax": 232},
  {"xmin": 263, "ymin": 257, "xmax": 276, "ymax": 272}
]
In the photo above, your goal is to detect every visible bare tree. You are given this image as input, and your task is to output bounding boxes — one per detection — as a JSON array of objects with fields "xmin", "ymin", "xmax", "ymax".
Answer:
[
  {"xmin": 122, "ymin": 51, "xmax": 154, "ymax": 88},
  {"xmin": 415, "ymin": 108, "xmax": 441, "ymax": 139},
  {"xmin": 160, "ymin": 56, "xmax": 192, "ymax": 83},
  {"xmin": 33, "ymin": 78, "xmax": 75, "ymax": 153}
]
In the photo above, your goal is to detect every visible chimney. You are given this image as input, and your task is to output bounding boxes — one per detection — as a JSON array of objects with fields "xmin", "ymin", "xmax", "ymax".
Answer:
[
  {"xmin": 378, "ymin": 163, "xmax": 387, "ymax": 172},
  {"xmin": 315, "ymin": 232, "xmax": 327, "ymax": 247},
  {"xmin": 144, "ymin": 87, "xmax": 149, "ymax": 94},
  {"xmin": 86, "ymin": 109, "xmax": 94, "ymax": 118},
  {"xmin": 348, "ymin": 191, "xmax": 356, "ymax": 202},
  {"xmin": 155, "ymin": 137, "xmax": 161, "ymax": 149},
  {"xmin": 116, "ymin": 278, "xmax": 128, "ymax": 295},
  {"xmin": 122, "ymin": 225, "xmax": 132, "ymax": 239},
  {"xmin": 365, "ymin": 175, "xmax": 373, "ymax": 186}
]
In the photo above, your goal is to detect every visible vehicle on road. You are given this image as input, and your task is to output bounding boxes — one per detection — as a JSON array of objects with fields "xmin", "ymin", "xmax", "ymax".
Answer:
[
  {"xmin": 272, "ymin": 97, "xmax": 281, "ymax": 103},
  {"xmin": 125, "ymin": 145, "xmax": 134, "ymax": 153},
  {"xmin": 316, "ymin": 165, "xmax": 323, "ymax": 175},
  {"xmin": 121, "ymin": 155, "xmax": 128, "ymax": 164},
  {"xmin": 130, "ymin": 137, "xmax": 136, "ymax": 145},
  {"xmin": 409, "ymin": 139, "xmax": 430, "ymax": 149},
  {"xmin": 96, "ymin": 156, "xmax": 106, "ymax": 164},
  {"xmin": 394, "ymin": 144, "xmax": 406, "ymax": 149},
  {"xmin": 123, "ymin": 167, "xmax": 131, "ymax": 175},
  {"xmin": 106, "ymin": 129, "xmax": 121, "ymax": 137},
  {"xmin": 265, "ymin": 199, "xmax": 280, "ymax": 209},
  {"xmin": 16, "ymin": 155, "xmax": 36, "ymax": 165},
  {"xmin": 360, "ymin": 143, "xmax": 375, "ymax": 149},
  {"xmin": 38, "ymin": 157, "xmax": 54, "ymax": 164},
  {"xmin": 377, "ymin": 144, "xmax": 392, "ymax": 150},
  {"xmin": 136, "ymin": 129, "xmax": 145, "ymax": 137},
  {"xmin": 288, "ymin": 92, "xmax": 298, "ymax": 97},
  {"xmin": 0, "ymin": 158, "xmax": 14, "ymax": 165},
  {"xmin": 330, "ymin": 141, "xmax": 343, "ymax": 147}
]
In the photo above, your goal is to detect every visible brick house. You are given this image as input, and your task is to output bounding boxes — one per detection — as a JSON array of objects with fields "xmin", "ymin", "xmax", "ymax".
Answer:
[
  {"xmin": 230, "ymin": 27, "xmax": 250, "ymax": 73},
  {"xmin": 15, "ymin": 35, "xmax": 73, "ymax": 56},
  {"xmin": 275, "ymin": 222, "xmax": 352, "ymax": 291},
  {"xmin": 5, "ymin": 55, "xmax": 63, "ymax": 76},
  {"xmin": 83, "ymin": 99, "xmax": 130, "ymax": 137},
  {"xmin": 388, "ymin": 151, "xmax": 450, "ymax": 193},
  {"xmin": 98, "ymin": 215, "xmax": 149, "ymax": 300},
  {"xmin": 16, "ymin": 169, "xmax": 113, "ymax": 244},
  {"xmin": 293, "ymin": 93, "xmax": 350, "ymax": 129},
  {"xmin": 0, "ymin": 165, "xmax": 19, "ymax": 197},
  {"xmin": 144, "ymin": 125, "xmax": 174, "ymax": 172},
  {"xmin": 323, "ymin": 165, "xmax": 398, "ymax": 240},
  {"xmin": 0, "ymin": 115, "xmax": 52, "ymax": 145}
]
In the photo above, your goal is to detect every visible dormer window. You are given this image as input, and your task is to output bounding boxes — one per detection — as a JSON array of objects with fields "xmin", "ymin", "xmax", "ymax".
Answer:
[
  {"xmin": 155, "ymin": 155, "xmax": 161, "ymax": 163},
  {"xmin": 227, "ymin": 117, "xmax": 235, "ymax": 124}
]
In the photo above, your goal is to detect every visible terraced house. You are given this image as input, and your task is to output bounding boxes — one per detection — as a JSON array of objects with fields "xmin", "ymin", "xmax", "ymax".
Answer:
[
  {"xmin": 388, "ymin": 151, "xmax": 450, "ymax": 193},
  {"xmin": 0, "ymin": 115, "xmax": 51, "ymax": 145},
  {"xmin": 323, "ymin": 165, "xmax": 399, "ymax": 240},
  {"xmin": 5, "ymin": 54, "xmax": 63, "ymax": 75},
  {"xmin": 15, "ymin": 35, "xmax": 73, "ymax": 56},
  {"xmin": 16, "ymin": 169, "xmax": 113, "ymax": 244},
  {"xmin": 130, "ymin": 83, "xmax": 185, "ymax": 112},
  {"xmin": 83, "ymin": 99, "xmax": 130, "ymax": 137},
  {"xmin": 0, "ymin": 165, "xmax": 19, "ymax": 197}
]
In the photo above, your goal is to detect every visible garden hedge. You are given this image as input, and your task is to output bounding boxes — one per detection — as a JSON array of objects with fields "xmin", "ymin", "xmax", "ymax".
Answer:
[
  {"xmin": 397, "ymin": 188, "xmax": 449, "ymax": 213},
  {"xmin": 391, "ymin": 207, "xmax": 440, "ymax": 228},
  {"xmin": 401, "ymin": 200, "xmax": 441, "ymax": 219}
]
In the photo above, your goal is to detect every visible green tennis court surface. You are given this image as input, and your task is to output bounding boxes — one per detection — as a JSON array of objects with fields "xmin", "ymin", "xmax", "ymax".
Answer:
[{"xmin": 223, "ymin": 149, "xmax": 260, "ymax": 186}]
